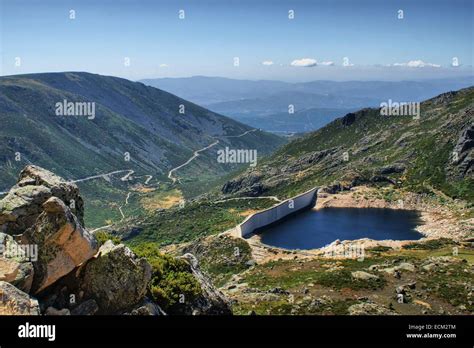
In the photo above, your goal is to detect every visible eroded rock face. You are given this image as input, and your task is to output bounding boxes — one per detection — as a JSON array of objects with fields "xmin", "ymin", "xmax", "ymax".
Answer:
[
  {"xmin": 70, "ymin": 299, "xmax": 99, "ymax": 315},
  {"xmin": 0, "ymin": 166, "xmax": 228, "ymax": 316},
  {"xmin": 0, "ymin": 233, "xmax": 34, "ymax": 293},
  {"xmin": 378, "ymin": 163, "xmax": 406, "ymax": 175},
  {"xmin": 221, "ymin": 172, "xmax": 264, "ymax": 196},
  {"xmin": 24, "ymin": 197, "xmax": 97, "ymax": 294},
  {"xmin": 75, "ymin": 241, "xmax": 152, "ymax": 314},
  {"xmin": 452, "ymin": 123, "xmax": 474, "ymax": 178},
  {"xmin": 179, "ymin": 253, "xmax": 232, "ymax": 315},
  {"xmin": 281, "ymin": 149, "xmax": 335, "ymax": 174},
  {"xmin": 0, "ymin": 281, "xmax": 40, "ymax": 315},
  {"xmin": 0, "ymin": 165, "xmax": 84, "ymax": 236},
  {"xmin": 126, "ymin": 298, "xmax": 166, "ymax": 316}
]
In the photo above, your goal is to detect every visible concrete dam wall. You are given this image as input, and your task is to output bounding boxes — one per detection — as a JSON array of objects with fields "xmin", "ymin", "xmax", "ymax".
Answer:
[{"xmin": 236, "ymin": 187, "xmax": 318, "ymax": 238}]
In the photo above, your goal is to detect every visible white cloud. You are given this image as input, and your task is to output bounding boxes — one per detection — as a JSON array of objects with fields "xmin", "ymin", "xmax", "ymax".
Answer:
[
  {"xmin": 392, "ymin": 60, "xmax": 441, "ymax": 68},
  {"xmin": 159, "ymin": 64, "xmax": 169, "ymax": 68},
  {"xmin": 320, "ymin": 61, "xmax": 335, "ymax": 66},
  {"xmin": 290, "ymin": 58, "xmax": 317, "ymax": 67},
  {"xmin": 262, "ymin": 60, "xmax": 274, "ymax": 66}
]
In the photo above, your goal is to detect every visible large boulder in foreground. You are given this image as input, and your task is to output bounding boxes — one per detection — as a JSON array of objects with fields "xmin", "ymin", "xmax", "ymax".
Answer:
[
  {"xmin": 24, "ymin": 197, "xmax": 97, "ymax": 294},
  {"xmin": 0, "ymin": 281, "xmax": 40, "ymax": 315},
  {"xmin": 0, "ymin": 165, "xmax": 84, "ymax": 235},
  {"xmin": 0, "ymin": 233, "xmax": 34, "ymax": 293},
  {"xmin": 180, "ymin": 253, "xmax": 232, "ymax": 315},
  {"xmin": 75, "ymin": 241, "xmax": 152, "ymax": 314}
]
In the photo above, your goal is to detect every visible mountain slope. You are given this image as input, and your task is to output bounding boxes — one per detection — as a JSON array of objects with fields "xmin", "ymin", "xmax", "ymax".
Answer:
[
  {"xmin": 221, "ymin": 87, "xmax": 474, "ymax": 202},
  {"xmin": 0, "ymin": 72, "xmax": 286, "ymax": 227},
  {"xmin": 0, "ymin": 72, "xmax": 284, "ymax": 190}
]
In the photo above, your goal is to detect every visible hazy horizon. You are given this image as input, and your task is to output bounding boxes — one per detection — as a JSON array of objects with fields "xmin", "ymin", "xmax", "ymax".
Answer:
[{"xmin": 2, "ymin": 71, "xmax": 473, "ymax": 84}]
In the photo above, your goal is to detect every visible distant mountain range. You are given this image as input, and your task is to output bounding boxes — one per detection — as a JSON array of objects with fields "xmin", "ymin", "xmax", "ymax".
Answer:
[
  {"xmin": 0, "ymin": 72, "xmax": 284, "ymax": 191},
  {"xmin": 141, "ymin": 76, "xmax": 474, "ymax": 133}
]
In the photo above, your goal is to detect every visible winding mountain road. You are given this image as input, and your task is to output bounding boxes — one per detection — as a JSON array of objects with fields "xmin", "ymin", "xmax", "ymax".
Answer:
[
  {"xmin": 221, "ymin": 129, "xmax": 257, "ymax": 139},
  {"xmin": 2, "ymin": 128, "xmax": 260, "ymax": 231},
  {"xmin": 0, "ymin": 169, "xmax": 136, "ymax": 196},
  {"xmin": 68, "ymin": 169, "xmax": 134, "ymax": 184},
  {"xmin": 118, "ymin": 192, "xmax": 132, "ymax": 220},
  {"xmin": 213, "ymin": 195, "xmax": 282, "ymax": 204},
  {"xmin": 167, "ymin": 128, "xmax": 257, "ymax": 183},
  {"xmin": 144, "ymin": 175, "xmax": 153, "ymax": 185},
  {"xmin": 168, "ymin": 140, "xmax": 220, "ymax": 183}
]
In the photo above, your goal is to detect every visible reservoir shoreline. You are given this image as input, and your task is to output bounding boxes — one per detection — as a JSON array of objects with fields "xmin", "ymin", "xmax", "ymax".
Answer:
[{"xmin": 226, "ymin": 185, "xmax": 472, "ymax": 263}]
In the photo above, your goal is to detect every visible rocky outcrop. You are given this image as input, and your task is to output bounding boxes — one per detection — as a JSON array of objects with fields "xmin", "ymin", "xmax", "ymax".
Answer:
[
  {"xmin": 0, "ymin": 281, "xmax": 40, "ymax": 315},
  {"xmin": 45, "ymin": 307, "xmax": 71, "ymax": 315},
  {"xmin": 23, "ymin": 197, "xmax": 98, "ymax": 294},
  {"xmin": 320, "ymin": 183, "xmax": 345, "ymax": 194},
  {"xmin": 0, "ymin": 165, "xmax": 84, "ymax": 235},
  {"xmin": 125, "ymin": 298, "xmax": 166, "ymax": 316},
  {"xmin": 36, "ymin": 241, "xmax": 154, "ymax": 315},
  {"xmin": 222, "ymin": 172, "xmax": 265, "ymax": 196},
  {"xmin": 0, "ymin": 233, "xmax": 34, "ymax": 293},
  {"xmin": 0, "ymin": 166, "xmax": 99, "ymax": 294},
  {"xmin": 351, "ymin": 271, "xmax": 379, "ymax": 281},
  {"xmin": 179, "ymin": 253, "xmax": 232, "ymax": 315},
  {"xmin": 74, "ymin": 241, "xmax": 152, "ymax": 314},
  {"xmin": 432, "ymin": 90, "xmax": 458, "ymax": 106},
  {"xmin": 0, "ymin": 166, "xmax": 101, "ymax": 313},
  {"xmin": 0, "ymin": 166, "xmax": 229, "ymax": 316},
  {"xmin": 70, "ymin": 299, "xmax": 99, "ymax": 315},
  {"xmin": 452, "ymin": 123, "xmax": 473, "ymax": 178},
  {"xmin": 280, "ymin": 149, "xmax": 336, "ymax": 174},
  {"xmin": 348, "ymin": 302, "xmax": 396, "ymax": 315},
  {"xmin": 378, "ymin": 163, "xmax": 406, "ymax": 175}
]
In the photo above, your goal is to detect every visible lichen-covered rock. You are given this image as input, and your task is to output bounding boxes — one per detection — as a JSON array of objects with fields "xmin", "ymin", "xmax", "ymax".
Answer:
[
  {"xmin": 179, "ymin": 253, "xmax": 232, "ymax": 315},
  {"xmin": 221, "ymin": 172, "xmax": 264, "ymax": 196},
  {"xmin": 0, "ymin": 233, "xmax": 34, "ymax": 293},
  {"xmin": 0, "ymin": 281, "xmax": 40, "ymax": 315},
  {"xmin": 24, "ymin": 197, "xmax": 97, "ymax": 294},
  {"xmin": 378, "ymin": 163, "xmax": 406, "ymax": 175},
  {"xmin": 0, "ymin": 165, "xmax": 84, "ymax": 235},
  {"xmin": 280, "ymin": 149, "xmax": 335, "ymax": 174},
  {"xmin": 76, "ymin": 241, "xmax": 152, "ymax": 314},
  {"xmin": 126, "ymin": 298, "xmax": 165, "ymax": 316},
  {"xmin": 348, "ymin": 302, "xmax": 396, "ymax": 315},
  {"xmin": 70, "ymin": 299, "xmax": 99, "ymax": 315},
  {"xmin": 351, "ymin": 271, "xmax": 379, "ymax": 281},
  {"xmin": 44, "ymin": 306, "xmax": 70, "ymax": 315}
]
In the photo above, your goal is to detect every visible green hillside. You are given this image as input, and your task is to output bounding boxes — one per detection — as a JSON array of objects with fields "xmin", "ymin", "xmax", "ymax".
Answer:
[
  {"xmin": 222, "ymin": 87, "xmax": 474, "ymax": 202},
  {"xmin": 0, "ymin": 72, "xmax": 285, "ymax": 226}
]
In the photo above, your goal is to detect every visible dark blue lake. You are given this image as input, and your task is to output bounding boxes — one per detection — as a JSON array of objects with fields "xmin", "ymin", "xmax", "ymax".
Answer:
[{"xmin": 258, "ymin": 207, "xmax": 424, "ymax": 250}]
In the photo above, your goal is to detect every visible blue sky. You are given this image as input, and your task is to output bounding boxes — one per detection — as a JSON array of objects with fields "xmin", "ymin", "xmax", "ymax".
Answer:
[{"xmin": 1, "ymin": 0, "xmax": 473, "ymax": 81}]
